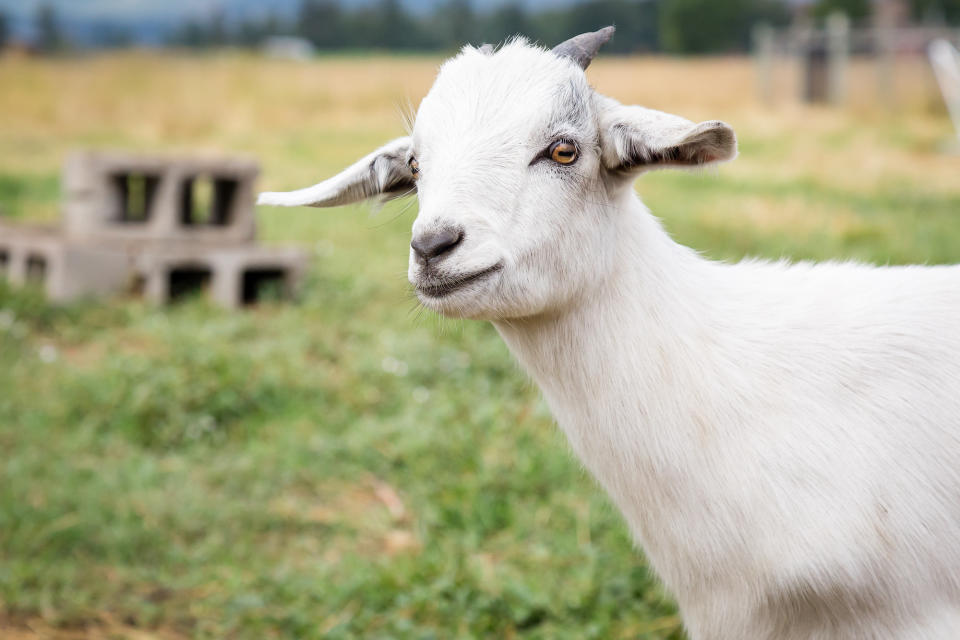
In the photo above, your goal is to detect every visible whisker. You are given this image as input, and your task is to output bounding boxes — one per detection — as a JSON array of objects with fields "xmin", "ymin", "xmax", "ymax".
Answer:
[
  {"xmin": 370, "ymin": 196, "xmax": 418, "ymax": 229},
  {"xmin": 398, "ymin": 98, "xmax": 417, "ymax": 136}
]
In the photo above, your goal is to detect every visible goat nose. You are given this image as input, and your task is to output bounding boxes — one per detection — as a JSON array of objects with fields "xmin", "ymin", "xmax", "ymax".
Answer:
[{"xmin": 411, "ymin": 227, "xmax": 463, "ymax": 264}]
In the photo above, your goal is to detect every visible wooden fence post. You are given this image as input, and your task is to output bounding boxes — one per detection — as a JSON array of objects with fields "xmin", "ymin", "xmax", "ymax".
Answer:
[
  {"xmin": 754, "ymin": 23, "xmax": 775, "ymax": 105},
  {"xmin": 827, "ymin": 12, "xmax": 850, "ymax": 105},
  {"xmin": 875, "ymin": 25, "xmax": 895, "ymax": 109}
]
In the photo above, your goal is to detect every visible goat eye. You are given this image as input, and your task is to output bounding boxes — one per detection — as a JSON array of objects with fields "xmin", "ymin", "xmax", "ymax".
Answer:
[
  {"xmin": 549, "ymin": 141, "xmax": 578, "ymax": 165},
  {"xmin": 409, "ymin": 157, "xmax": 420, "ymax": 177}
]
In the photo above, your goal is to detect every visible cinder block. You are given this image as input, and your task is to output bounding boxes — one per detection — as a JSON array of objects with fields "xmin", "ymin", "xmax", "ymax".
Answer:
[
  {"xmin": 0, "ymin": 151, "xmax": 309, "ymax": 309},
  {"xmin": 0, "ymin": 221, "xmax": 130, "ymax": 302},
  {"xmin": 63, "ymin": 150, "xmax": 260, "ymax": 247},
  {"xmin": 0, "ymin": 223, "xmax": 62, "ymax": 296},
  {"xmin": 134, "ymin": 246, "xmax": 307, "ymax": 309}
]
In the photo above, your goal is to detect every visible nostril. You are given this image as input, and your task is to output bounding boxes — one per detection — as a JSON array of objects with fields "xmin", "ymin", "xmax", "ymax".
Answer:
[{"xmin": 411, "ymin": 227, "xmax": 464, "ymax": 263}]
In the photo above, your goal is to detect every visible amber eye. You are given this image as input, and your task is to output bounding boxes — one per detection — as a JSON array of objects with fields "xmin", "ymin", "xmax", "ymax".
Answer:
[
  {"xmin": 549, "ymin": 141, "xmax": 578, "ymax": 165},
  {"xmin": 409, "ymin": 157, "xmax": 420, "ymax": 177}
]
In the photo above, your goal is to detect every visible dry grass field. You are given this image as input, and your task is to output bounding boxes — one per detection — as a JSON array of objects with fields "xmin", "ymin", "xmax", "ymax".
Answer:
[{"xmin": 1, "ymin": 52, "xmax": 959, "ymax": 639}]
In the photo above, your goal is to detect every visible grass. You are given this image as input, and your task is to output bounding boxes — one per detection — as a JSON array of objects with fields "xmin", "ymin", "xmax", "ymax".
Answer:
[{"xmin": 1, "ymin": 51, "xmax": 959, "ymax": 638}]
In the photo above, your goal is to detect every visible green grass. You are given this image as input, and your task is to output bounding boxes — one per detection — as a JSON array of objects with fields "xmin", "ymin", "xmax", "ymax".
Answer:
[
  {"xmin": 2, "ymin": 54, "xmax": 960, "ymax": 639},
  {"xmin": 5, "ymin": 170, "xmax": 960, "ymax": 638},
  {"xmin": 0, "ymin": 173, "xmax": 60, "ymax": 221},
  {"xmin": 644, "ymin": 172, "xmax": 960, "ymax": 264},
  {"xmin": 0, "ymin": 265, "xmax": 681, "ymax": 638}
]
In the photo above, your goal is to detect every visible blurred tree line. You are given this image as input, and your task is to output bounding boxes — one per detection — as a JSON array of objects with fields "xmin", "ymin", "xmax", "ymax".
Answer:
[
  {"xmin": 3, "ymin": 0, "xmax": 960, "ymax": 56},
  {"xmin": 172, "ymin": 0, "xmax": 667, "ymax": 53},
  {"xmin": 169, "ymin": 0, "xmax": 960, "ymax": 53}
]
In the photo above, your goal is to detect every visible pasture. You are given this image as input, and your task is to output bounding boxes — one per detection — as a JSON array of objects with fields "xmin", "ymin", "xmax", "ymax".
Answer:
[{"xmin": 1, "ymin": 52, "xmax": 959, "ymax": 639}]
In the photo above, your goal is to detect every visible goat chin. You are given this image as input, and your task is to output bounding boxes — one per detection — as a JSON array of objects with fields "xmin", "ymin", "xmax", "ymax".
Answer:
[{"xmin": 494, "ymin": 191, "xmax": 960, "ymax": 640}]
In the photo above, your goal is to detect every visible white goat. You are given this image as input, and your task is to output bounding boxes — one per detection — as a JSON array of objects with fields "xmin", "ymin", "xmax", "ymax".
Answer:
[{"xmin": 259, "ymin": 28, "xmax": 960, "ymax": 640}]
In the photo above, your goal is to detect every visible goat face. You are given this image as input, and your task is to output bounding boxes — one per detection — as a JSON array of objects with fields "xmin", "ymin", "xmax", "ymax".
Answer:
[
  {"xmin": 406, "ymin": 41, "xmax": 608, "ymax": 320},
  {"xmin": 258, "ymin": 29, "xmax": 737, "ymax": 321}
]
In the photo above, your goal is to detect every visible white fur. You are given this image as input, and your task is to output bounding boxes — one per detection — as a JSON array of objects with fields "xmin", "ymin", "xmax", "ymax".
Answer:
[{"xmin": 260, "ymin": 37, "xmax": 960, "ymax": 639}]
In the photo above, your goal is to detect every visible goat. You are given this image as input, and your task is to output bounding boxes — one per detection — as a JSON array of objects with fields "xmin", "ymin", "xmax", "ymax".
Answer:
[{"xmin": 259, "ymin": 28, "xmax": 960, "ymax": 640}]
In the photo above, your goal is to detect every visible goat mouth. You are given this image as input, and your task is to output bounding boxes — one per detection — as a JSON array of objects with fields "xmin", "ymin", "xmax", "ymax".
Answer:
[{"xmin": 416, "ymin": 263, "xmax": 503, "ymax": 298}]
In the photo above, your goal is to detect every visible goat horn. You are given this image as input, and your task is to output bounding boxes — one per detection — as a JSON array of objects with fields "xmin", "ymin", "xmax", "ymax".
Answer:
[{"xmin": 551, "ymin": 26, "xmax": 615, "ymax": 70}]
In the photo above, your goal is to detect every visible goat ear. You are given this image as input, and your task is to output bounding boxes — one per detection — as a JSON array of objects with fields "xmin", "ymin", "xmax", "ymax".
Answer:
[
  {"xmin": 257, "ymin": 137, "xmax": 415, "ymax": 207},
  {"xmin": 598, "ymin": 99, "xmax": 737, "ymax": 173}
]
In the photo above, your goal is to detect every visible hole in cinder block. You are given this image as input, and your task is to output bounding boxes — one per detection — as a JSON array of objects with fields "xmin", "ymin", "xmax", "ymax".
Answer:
[
  {"xmin": 180, "ymin": 175, "xmax": 237, "ymax": 227},
  {"xmin": 168, "ymin": 265, "xmax": 212, "ymax": 302},
  {"xmin": 111, "ymin": 173, "xmax": 160, "ymax": 223},
  {"xmin": 26, "ymin": 254, "xmax": 47, "ymax": 283},
  {"xmin": 242, "ymin": 267, "xmax": 288, "ymax": 305}
]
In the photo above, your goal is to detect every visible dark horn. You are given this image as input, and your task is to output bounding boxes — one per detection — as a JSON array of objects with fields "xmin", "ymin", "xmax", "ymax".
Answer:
[{"xmin": 551, "ymin": 26, "xmax": 615, "ymax": 70}]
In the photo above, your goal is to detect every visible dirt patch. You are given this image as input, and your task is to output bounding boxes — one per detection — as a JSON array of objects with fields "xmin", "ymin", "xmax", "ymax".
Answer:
[
  {"xmin": 0, "ymin": 611, "xmax": 189, "ymax": 640},
  {"xmin": 267, "ymin": 476, "xmax": 421, "ymax": 556}
]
